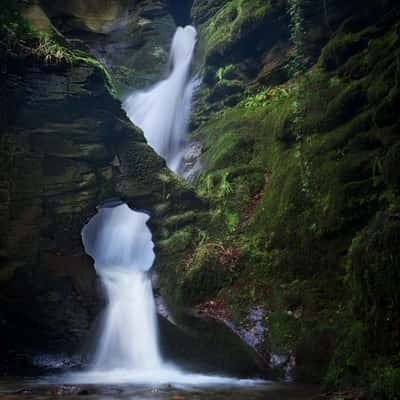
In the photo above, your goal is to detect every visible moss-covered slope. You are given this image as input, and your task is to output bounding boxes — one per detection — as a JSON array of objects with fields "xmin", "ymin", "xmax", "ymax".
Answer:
[{"xmin": 157, "ymin": 0, "xmax": 400, "ymax": 395}]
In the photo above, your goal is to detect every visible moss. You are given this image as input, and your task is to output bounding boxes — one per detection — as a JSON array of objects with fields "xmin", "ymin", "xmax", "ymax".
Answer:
[
  {"xmin": 208, "ymin": 79, "xmax": 244, "ymax": 103},
  {"xmin": 367, "ymin": 363, "xmax": 400, "ymax": 400},
  {"xmin": 366, "ymin": 63, "xmax": 396, "ymax": 105},
  {"xmin": 383, "ymin": 143, "xmax": 400, "ymax": 189},
  {"xmin": 159, "ymin": 226, "xmax": 194, "ymax": 253},
  {"xmin": 216, "ymin": 64, "xmax": 236, "ymax": 81},
  {"xmin": 198, "ymin": 0, "xmax": 272, "ymax": 63},
  {"xmin": 366, "ymin": 24, "xmax": 399, "ymax": 69},
  {"xmin": 164, "ymin": 211, "xmax": 197, "ymax": 230},
  {"xmin": 319, "ymin": 29, "xmax": 368, "ymax": 71},
  {"xmin": 162, "ymin": 2, "xmax": 400, "ymax": 388},
  {"xmin": 325, "ymin": 82, "xmax": 367, "ymax": 130},
  {"xmin": 268, "ymin": 311, "xmax": 301, "ymax": 356},
  {"xmin": 325, "ymin": 319, "xmax": 369, "ymax": 388},
  {"xmin": 0, "ymin": 2, "xmax": 117, "ymax": 98},
  {"xmin": 347, "ymin": 213, "xmax": 400, "ymax": 353},
  {"xmin": 375, "ymin": 85, "xmax": 400, "ymax": 128},
  {"xmin": 181, "ymin": 245, "xmax": 224, "ymax": 305}
]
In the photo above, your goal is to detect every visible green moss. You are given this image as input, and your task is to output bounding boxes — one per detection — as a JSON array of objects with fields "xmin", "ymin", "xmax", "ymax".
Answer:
[
  {"xmin": 367, "ymin": 363, "xmax": 400, "ymax": 400},
  {"xmin": 162, "ymin": 5, "xmax": 400, "ymax": 388},
  {"xmin": 199, "ymin": 0, "xmax": 272, "ymax": 62},
  {"xmin": 0, "ymin": 2, "xmax": 117, "ymax": 97},
  {"xmin": 325, "ymin": 320, "xmax": 368, "ymax": 388},
  {"xmin": 319, "ymin": 29, "xmax": 367, "ymax": 71},
  {"xmin": 268, "ymin": 311, "xmax": 301, "ymax": 356},
  {"xmin": 159, "ymin": 226, "xmax": 194, "ymax": 253},
  {"xmin": 325, "ymin": 82, "xmax": 367, "ymax": 130},
  {"xmin": 375, "ymin": 85, "xmax": 400, "ymax": 128},
  {"xmin": 216, "ymin": 64, "xmax": 236, "ymax": 81}
]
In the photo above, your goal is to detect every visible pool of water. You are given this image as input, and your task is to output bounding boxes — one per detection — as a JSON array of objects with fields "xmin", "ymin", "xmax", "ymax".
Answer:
[{"xmin": 0, "ymin": 378, "xmax": 320, "ymax": 400}]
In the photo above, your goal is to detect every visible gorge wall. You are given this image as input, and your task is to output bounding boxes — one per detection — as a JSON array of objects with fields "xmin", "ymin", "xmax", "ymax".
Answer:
[
  {"xmin": 157, "ymin": 0, "xmax": 400, "ymax": 393},
  {"xmin": 0, "ymin": 0, "xmax": 201, "ymax": 369}
]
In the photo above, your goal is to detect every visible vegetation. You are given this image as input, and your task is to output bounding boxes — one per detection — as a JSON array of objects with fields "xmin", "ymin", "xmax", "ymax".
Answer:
[
  {"xmin": 0, "ymin": 0, "xmax": 116, "ymax": 96},
  {"xmin": 159, "ymin": 1, "xmax": 400, "ymax": 397}
]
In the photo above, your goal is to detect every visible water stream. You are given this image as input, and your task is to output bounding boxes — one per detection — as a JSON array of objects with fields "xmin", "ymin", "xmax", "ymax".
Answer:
[
  {"xmin": 81, "ymin": 204, "xmax": 160, "ymax": 372},
  {"xmin": 76, "ymin": 27, "xmax": 202, "ymax": 383},
  {"xmin": 123, "ymin": 26, "xmax": 199, "ymax": 173}
]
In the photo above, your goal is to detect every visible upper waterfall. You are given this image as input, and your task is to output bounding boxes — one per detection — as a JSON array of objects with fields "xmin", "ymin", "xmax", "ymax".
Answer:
[{"xmin": 123, "ymin": 26, "xmax": 199, "ymax": 173}]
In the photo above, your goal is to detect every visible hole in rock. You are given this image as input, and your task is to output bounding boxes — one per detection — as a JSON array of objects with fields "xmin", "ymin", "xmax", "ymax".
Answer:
[
  {"xmin": 81, "ymin": 200, "xmax": 155, "ymax": 274},
  {"xmin": 81, "ymin": 200, "xmax": 161, "ymax": 371}
]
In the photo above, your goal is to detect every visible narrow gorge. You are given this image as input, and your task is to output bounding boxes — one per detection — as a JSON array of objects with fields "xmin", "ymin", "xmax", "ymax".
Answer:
[{"xmin": 0, "ymin": 1, "xmax": 399, "ymax": 399}]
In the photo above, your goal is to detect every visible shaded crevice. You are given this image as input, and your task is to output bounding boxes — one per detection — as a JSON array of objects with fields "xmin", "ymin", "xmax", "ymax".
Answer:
[{"xmin": 167, "ymin": 0, "xmax": 194, "ymax": 26}]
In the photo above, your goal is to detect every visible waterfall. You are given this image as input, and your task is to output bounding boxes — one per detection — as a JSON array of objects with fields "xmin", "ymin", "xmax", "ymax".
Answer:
[
  {"xmin": 81, "ymin": 204, "xmax": 162, "ymax": 372},
  {"xmin": 79, "ymin": 25, "xmax": 199, "ymax": 377},
  {"xmin": 75, "ymin": 202, "xmax": 258, "ymax": 385},
  {"xmin": 63, "ymin": 25, "xmax": 261, "ymax": 386},
  {"xmin": 123, "ymin": 25, "xmax": 199, "ymax": 173}
]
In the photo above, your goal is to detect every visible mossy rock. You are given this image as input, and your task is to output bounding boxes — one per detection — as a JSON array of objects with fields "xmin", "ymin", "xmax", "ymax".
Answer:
[
  {"xmin": 383, "ymin": 143, "xmax": 400, "ymax": 188},
  {"xmin": 325, "ymin": 82, "xmax": 367, "ymax": 130},
  {"xmin": 208, "ymin": 80, "xmax": 243, "ymax": 103},
  {"xmin": 319, "ymin": 30, "xmax": 368, "ymax": 71},
  {"xmin": 375, "ymin": 85, "xmax": 400, "ymax": 128},
  {"xmin": 347, "ymin": 213, "xmax": 400, "ymax": 354}
]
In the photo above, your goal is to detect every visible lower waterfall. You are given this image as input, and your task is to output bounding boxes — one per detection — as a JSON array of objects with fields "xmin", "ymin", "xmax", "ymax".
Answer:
[
  {"xmin": 64, "ymin": 202, "xmax": 258, "ymax": 385},
  {"xmin": 81, "ymin": 204, "xmax": 161, "ymax": 372}
]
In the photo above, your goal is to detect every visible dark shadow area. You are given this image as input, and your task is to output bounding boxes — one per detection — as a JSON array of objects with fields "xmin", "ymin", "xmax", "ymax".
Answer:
[
  {"xmin": 158, "ymin": 313, "xmax": 265, "ymax": 378},
  {"xmin": 167, "ymin": 0, "xmax": 194, "ymax": 26}
]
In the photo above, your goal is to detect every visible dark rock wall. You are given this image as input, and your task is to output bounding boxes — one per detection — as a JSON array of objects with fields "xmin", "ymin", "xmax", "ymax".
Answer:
[
  {"xmin": 0, "ymin": 0, "xmax": 200, "ymax": 361},
  {"xmin": 0, "ymin": 59, "xmax": 116, "ymax": 353}
]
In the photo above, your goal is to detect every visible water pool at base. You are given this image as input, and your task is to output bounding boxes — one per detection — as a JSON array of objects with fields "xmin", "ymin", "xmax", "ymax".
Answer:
[{"xmin": 0, "ymin": 378, "xmax": 321, "ymax": 400}]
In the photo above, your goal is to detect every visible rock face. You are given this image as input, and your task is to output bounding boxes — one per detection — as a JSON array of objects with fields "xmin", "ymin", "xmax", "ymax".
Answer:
[
  {"xmin": 0, "ymin": 1, "xmax": 199, "ymax": 361},
  {"xmin": 0, "ymin": 58, "xmax": 114, "ymax": 354},
  {"xmin": 23, "ymin": 0, "xmax": 176, "ymax": 94}
]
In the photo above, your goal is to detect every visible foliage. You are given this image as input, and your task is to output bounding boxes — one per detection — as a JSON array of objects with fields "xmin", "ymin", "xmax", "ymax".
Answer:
[
  {"xmin": 368, "ymin": 363, "xmax": 400, "ymax": 400},
  {"xmin": 216, "ymin": 64, "xmax": 235, "ymax": 81},
  {"xmin": 287, "ymin": 0, "xmax": 310, "ymax": 78},
  {"xmin": 200, "ymin": 0, "xmax": 272, "ymax": 62},
  {"xmin": 244, "ymin": 87, "xmax": 291, "ymax": 109},
  {"xmin": 171, "ymin": 9, "xmax": 400, "ymax": 388},
  {"xmin": 32, "ymin": 35, "xmax": 74, "ymax": 64}
]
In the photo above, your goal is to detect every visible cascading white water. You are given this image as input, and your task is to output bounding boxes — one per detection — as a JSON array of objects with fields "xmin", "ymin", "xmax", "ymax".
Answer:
[
  {"xmin": 123, "ymin": 25, "xmax": 199, "ymax": 173},
  {"xmin": 61, "ymin": 25, "xmax": 263, "ymax": 387},
  {"xmin": 74, "ymin": 202, "xmax": 260, "ymax": 386},
  {"xmin": 81, "ymin": 204, "xmax": 161, "ymax": 372}
]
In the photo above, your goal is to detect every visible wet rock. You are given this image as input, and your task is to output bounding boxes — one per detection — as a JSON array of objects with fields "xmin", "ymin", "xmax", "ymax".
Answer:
[
  {"xmin": 0, "ymin": 42, "xmax": 202, "ymax": 363},
  {"xmin": 181, "ymin": 142, "xmax": 203, "ymax": 180},
  {"xmin": 51, "ymin": 385, "xmax": 81, "ymax": 396},
  {"xmin": 27, "ymin": 0, "xmax": 176, "ymax": 94}
]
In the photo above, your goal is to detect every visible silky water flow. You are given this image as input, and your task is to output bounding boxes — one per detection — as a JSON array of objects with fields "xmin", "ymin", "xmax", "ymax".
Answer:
[{"xmin": 64, "ymin": 26, "xmax": 261, "ymax": 386}]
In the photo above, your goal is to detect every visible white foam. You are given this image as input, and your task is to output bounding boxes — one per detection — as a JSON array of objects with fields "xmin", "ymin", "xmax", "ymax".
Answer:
[{"xmin": 123, "ymin": 26, "xmax": 200, "ymax": 173}]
